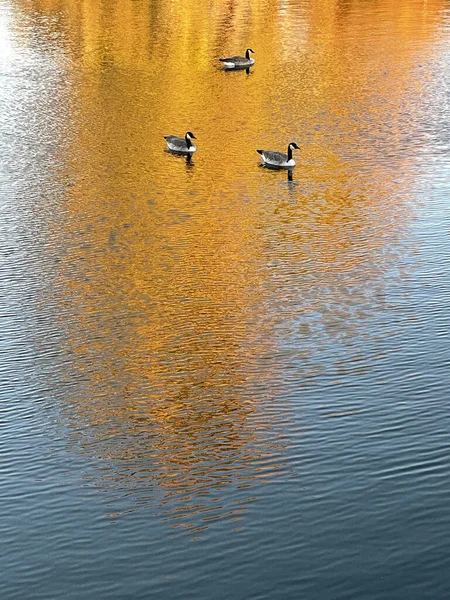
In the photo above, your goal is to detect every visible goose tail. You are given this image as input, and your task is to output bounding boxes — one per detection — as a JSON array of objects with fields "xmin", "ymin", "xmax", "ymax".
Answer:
[{"xmin": 256, "ymin": 149, "xmax": 264, "ymax": 155}]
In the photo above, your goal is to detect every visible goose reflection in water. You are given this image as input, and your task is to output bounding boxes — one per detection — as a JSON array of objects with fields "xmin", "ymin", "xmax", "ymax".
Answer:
[
  {"xmin": 259, "ymin": 163, "xmax": 294, "ymax": 181},
  {"xmin": 165, "ymin": 149, "xmax": 195, "ymax": 168},
  {"xmin": 222, "ymin": 66, "xmax": 253, "ymax": 75}
]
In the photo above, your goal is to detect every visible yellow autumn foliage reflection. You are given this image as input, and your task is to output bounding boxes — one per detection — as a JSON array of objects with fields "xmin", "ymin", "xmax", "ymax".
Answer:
[{"xmin": 10, "ymin": 0, "xmax": 448, "ymax": 529}]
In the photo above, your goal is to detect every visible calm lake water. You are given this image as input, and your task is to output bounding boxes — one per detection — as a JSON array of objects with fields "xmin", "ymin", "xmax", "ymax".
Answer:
[{"xmin": 1, "ymin": 0, "xmax": 450, "ymax": 598}]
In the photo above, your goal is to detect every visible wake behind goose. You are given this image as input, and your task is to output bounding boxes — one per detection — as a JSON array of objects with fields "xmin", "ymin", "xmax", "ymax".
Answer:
[
  {"xmin": 219, "ymin": 49, "xmax": 255, "ymax": 69},
  {"xmin": 164, "ymin": 131, "xmax": 197, "ymax": 154},
  {"xmin": 257, "ymin": 142, "xmax": 300, "ymax": 168}
]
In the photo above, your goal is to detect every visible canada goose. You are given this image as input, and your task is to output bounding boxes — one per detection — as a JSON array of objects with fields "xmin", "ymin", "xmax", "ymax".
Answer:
[
  {"xmin": 219, "ymin": 49, "xmax": 255, "ymax": 69},
  {"xmin": 164, "ymin": 131, "xmax": 197, "ymax": 153},
  {"xmin": 257, "ymin": 142, "xmax": 300, "ymax": 168}
]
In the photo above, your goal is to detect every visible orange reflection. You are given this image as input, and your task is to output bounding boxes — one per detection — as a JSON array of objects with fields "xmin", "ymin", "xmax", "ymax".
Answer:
[{"xmin": 10, "ymin": 0, "xmax": 448, "ymax": 532}]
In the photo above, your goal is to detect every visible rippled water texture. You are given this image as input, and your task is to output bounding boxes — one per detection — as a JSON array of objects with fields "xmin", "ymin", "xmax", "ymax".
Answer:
[{"xmin": 1, "ymin": 0, "xmax": 450, "ymax": 598}]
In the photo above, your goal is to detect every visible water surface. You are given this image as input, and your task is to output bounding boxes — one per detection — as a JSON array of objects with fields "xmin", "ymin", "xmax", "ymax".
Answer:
[{"xmin": 1, "ymin": 0, "xmax": 450, "ymax": 598}]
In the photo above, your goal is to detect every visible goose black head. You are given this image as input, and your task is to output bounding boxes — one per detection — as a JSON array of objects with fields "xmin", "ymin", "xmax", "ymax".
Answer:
[
  {"xmin": 245, "ymin": 48, "xmax": 255, "ymax": 59},
  {"xmin": 186, "ymin": 131, "xmax": 197, "ymax": 139},
  {"xmin": 289, "ymin": 142, "xmax": 300, "ymax": 150}
]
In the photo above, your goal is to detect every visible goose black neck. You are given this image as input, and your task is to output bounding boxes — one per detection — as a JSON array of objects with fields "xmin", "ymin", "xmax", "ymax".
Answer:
[
  {"xmin": 287, "ymin": 145, "xmax": 293, "ymax": 161},
  {"xmin": 185, "ymin": 134, "xmax": 192, "ymax": 149},
  {"xmin": 245, "ymin": 49, "xmax": 251, "ymax": 60}
]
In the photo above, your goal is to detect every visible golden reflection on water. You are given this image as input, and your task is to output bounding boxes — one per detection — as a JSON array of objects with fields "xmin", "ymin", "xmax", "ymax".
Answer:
[{"xmin": 9, "ymin": 0, "xmax": 448, "ymax": 530}]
